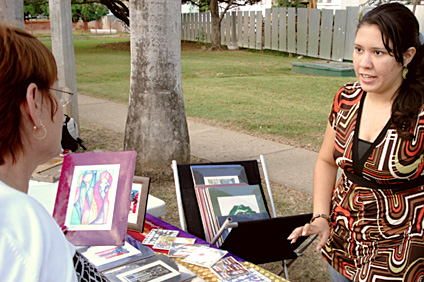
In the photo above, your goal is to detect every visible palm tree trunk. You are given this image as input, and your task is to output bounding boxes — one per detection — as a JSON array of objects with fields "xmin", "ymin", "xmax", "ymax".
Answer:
[{"xmin": 125, "ymin": 0, "xmax": 190, "ymax": 176}]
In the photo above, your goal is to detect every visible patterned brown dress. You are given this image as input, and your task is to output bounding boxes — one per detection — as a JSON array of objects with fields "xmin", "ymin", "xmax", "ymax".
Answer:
[{"xmin": 322, "ymin": 82, "xmax": 424, "ymax": 281}]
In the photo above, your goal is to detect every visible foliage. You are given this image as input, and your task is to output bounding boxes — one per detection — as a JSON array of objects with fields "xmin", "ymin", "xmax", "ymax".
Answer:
[
  {"xmin": 24, "ymin": 0, "xmax": 127, "ymax": 24},
  {"xmin": 273, "ymin": 0, "xmax": 308, "ymax": 8},
  {"xmin": 183, "ymin": 0, "xmax": 211, "ymax": 12},
  {"xmin": 182, "ymin": 0, "xmax": 262, "ymax": 11},
  {"xmin": 71, "ymin": 1, "xmax": 108, "ymax": 22},
  {"xmin": 195, "ymin": 31, "xmax": 206, "ymax": 44},
  {"xmin": 24, "ymin": 1, "xmax": 49, "ymax": 20}
]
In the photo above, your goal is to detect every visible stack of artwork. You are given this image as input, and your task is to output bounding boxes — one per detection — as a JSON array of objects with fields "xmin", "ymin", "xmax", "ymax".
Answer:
[
  {"xmin": 190, "ymin": 164, "xmax": 270, "ymax": 246},
  {"xmin": 140, "ymin": 228, "xmax": 273, "ymax": 281}
]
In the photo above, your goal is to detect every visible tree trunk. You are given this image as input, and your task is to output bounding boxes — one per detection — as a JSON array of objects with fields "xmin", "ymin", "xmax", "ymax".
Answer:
[
  {"xmin": 210, "ymin": 0, "xmax": 222, "ymax": 50},
  {"xmin": 49, "ymin": 0, "xmax": 79, "ymax": 124},
  {"xmin": 0, "ymin": 0, "xmax": 24, "ymax": 29},
  {"xmin": 125, "ymin": 0, "xmax": 190, "ymax": 177}
]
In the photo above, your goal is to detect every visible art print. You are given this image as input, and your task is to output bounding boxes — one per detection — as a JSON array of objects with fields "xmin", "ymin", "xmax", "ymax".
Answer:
[
  {"xmin": 80, "ymin": 242, "xmax": 142, "ymax": 270},
  {"xmin": 115, "ymin": 260, "xmax": 180, "ymax": 282},
  {"xmin": 152, "ymin": 237, "xmax": 196, "ymax": 251},
  {"xmin": 204, "ymin": 175, "xmax": 240, "ymax": 185},
  {"xmin": 127, "ymin": 176, "xmax": 150, "ymax": 232},
  {"xmin": 167, "ymin": 243, "xmax": 202, "ymax": 258},
  {"xmin": 152, "ymin": 236, "xmax": 176, "ymax": 250},
  {"xmin": 210, "ymin": 256, "xmax": 248, "ymax": 281},
  {"xmin": 183, "ymin": 246, "xmax": 227, "ymax": 268},
  {"xmin": 217, "ymin": 195, "xmax": 260, "ymax": 216},
  {"xmin": 142, "ymin": 229, "xmax": 179, "ymax": 245},
  {"xmin": 53, "ymin": 151, "xmax": 137, "ymax": 246},
  {"xmin": 190, "ymin": 164, "xmax": 248, "ymax": 186},
  {"xmin": 65, "ymin": 164, "xmax": 120, "ymax": 231},
  {"xmin": 207, "ymin": 185, "xmax": 268, "ymax": 219},
  {"xmin": 128, "ymin": 183, "xmax": 142, "ymax": 224}
]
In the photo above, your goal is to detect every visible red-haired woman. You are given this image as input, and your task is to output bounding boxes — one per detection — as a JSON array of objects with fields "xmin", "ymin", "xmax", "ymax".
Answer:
[{"xmin": 0, "ymin": 24, "xmax": 76, "ymax": 281}]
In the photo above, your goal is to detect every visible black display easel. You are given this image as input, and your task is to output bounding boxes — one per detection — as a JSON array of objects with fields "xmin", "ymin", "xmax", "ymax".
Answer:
[{"xmin": 220, "ymin": 213, "xmax": 317, "ymax": 278}]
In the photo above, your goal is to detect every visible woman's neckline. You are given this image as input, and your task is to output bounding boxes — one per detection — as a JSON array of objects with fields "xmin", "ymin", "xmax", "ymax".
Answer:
[{"xmin": 352, "ymin": 91, "xmax": 393, "ymax": 174}]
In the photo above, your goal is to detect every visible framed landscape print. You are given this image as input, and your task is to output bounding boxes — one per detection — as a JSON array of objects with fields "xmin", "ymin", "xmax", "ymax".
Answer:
[
  {"xmin": 127, "ymin": 176, "xmax": 150, "ymax": 232},
  {"xmin": 53, "ymin": 151, "xmax": 137, "ymax": 246}
]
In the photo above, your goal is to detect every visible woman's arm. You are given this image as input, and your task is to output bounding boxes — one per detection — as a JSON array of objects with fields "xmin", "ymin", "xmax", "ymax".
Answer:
[{"xmin": 288, "ymin": 122, "xmax": 338, "ymax": 250}]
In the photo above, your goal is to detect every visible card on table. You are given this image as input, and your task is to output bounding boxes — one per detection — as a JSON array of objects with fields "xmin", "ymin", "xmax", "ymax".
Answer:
[
  {"xmin": 142, "ymin": 229, "xmax": 179, "ymax": 245},
  {"xmin": 183, "ymin": 246, "xmax": 227, "ymax": 268},
  {"xmin": 152, "ymin": 236, "xmax": 196, "ymax": 250},
  {"xmin": 78, "ymin": 242, "xmax": 151, "ymax": 272},
  {"xmin": 210, "ymin": 256, "xmax": 248, "ymax": 281},
  {"xmin": 168, "ymin": 243, "xmax": 204, "ymax": 258}
]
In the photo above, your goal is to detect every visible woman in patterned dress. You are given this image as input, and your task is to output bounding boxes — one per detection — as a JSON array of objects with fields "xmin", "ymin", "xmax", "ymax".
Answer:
[{"xmin": 288, "ymin": 3, "xmax": 424, "ymax": 281}]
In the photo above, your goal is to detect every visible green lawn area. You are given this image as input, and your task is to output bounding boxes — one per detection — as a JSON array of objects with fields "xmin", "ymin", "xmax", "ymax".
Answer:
[{"xmin": 40, "ymin": 35, "xmax": 355, "ymax": 151}]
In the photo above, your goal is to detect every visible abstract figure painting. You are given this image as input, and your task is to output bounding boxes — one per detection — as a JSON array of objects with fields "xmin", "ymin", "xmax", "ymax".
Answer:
[
  {"xmin": 65, "ymin": 164, "xmax": 120, "ymax": 231},
  {"xmin": 53, "ymin": 151, "xmax": 137, "ymax": 246}
]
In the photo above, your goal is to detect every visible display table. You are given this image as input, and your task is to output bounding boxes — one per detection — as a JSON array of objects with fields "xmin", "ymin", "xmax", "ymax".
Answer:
[
  {"xmin": 128, "ymin": 214, "xmax": 289, "ymax": 282},
  {"xmin": 28, "ymin": 180, "xmax": 166, "ymax": 218}
]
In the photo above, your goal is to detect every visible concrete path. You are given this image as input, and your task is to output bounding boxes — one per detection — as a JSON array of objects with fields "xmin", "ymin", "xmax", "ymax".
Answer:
[{"xmin": 78, "ymin": 94, "xmax": 318, "ymax": 195}]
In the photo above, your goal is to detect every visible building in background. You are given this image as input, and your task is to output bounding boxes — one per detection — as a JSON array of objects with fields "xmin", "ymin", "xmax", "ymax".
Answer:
[
  {"xmin": 317, "ymin": 0, "xmax": 368, "ymax": 10},
  {"xmin": 181, "ymin": 0, "xmax": 372, "ymax": 14}
]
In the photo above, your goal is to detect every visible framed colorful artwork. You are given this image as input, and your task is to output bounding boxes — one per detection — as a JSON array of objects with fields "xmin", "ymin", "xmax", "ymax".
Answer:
[
  {"xmin": 127, "ymin": 176, "xmax": 150, "ymax": 232},
  {"xmin": 53, "ymin": 151, "xmax": 137, "ymax": 246}
]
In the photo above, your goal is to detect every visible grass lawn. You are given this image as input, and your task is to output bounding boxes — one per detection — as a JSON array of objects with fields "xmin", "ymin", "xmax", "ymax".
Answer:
[{"xmin": 40, "ymin": 34, "xmax": 355, "ymax": 151}]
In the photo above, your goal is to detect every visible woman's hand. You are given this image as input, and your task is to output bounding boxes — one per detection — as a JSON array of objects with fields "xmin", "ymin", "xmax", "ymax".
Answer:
[{"xmin": 287, "ymin": 217, "xmax": 331, "ymax": 250}]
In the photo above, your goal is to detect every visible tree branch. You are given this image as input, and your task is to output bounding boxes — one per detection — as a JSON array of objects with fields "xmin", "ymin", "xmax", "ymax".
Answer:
[
  {"xmin": 99, "ymin": 0, "xmax": 129, "ymax": 26},
  {"xmin": 219, "ymin": 0, "xmax": 234, "ymax": 22}
]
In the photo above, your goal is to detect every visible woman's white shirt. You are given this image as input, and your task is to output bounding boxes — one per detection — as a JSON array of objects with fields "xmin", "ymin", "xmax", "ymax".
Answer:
[{"xmin": 0, "ymin": 181, "xmax": 77, "ymax": 282}]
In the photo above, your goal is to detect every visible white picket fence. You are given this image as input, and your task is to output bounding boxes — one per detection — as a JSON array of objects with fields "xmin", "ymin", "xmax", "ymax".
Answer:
[{"xmin": 182, "ymin": 6, "xmax": 424, "ymax": 62}]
